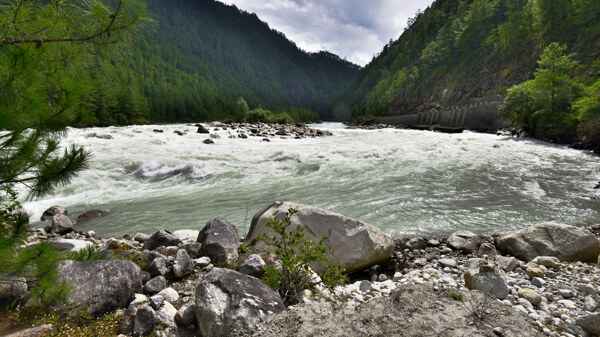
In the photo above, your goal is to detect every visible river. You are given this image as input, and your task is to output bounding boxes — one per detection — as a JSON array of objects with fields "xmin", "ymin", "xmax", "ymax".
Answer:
[{"xmin": 23, "ymin": 123, "xmax": 600, "ymax": 238}]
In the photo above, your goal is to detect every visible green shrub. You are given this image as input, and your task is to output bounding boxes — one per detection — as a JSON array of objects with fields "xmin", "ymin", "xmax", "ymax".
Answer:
[
  {"xmin": 259, "ymin": 208, "xmax": 347, "ymax": 305},
  {"xmin": 65, "ymin": 245, "xmax": 106, "ymax": 262},
  {"xmin": 450, "ymin": 291, "xmax": 465, "ymax": 301},
  {"xmin": 238, "ymin": 243, "xmax": 250, "ymax": 254}
]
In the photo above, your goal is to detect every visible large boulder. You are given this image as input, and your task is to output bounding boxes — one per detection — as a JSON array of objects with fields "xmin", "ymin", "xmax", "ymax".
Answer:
[
  {"xmin": 197, "ymin": 218, "xmax": 239, "ymax": 265},
  {"xmin": 447, "ymin": 230, "xmax": 480, "ymax": 253},
  {"xmin": 0, "ymin": 274, "xmax": 27, "ymax": 309},
  {"xmin": 496, "ymin": 223, "xmax": 600, "ymax": 262},
  {"xmin": 40, "ymin": 205, "xmax": 67, "ymax": 221},
  {"xmin": 142, "ymin": 229, "xmax": 182, "ymax": 251},
  {"xmin": 576, "ymin": 313, "xmax": 600, "ymax": 336},
  {"xmin": 464, "ymin": 265, "xmax": 508, "ymax": 299},
  {"xmin": 195, "ymin": 268, "xmax": 285, "ymax": 337},
  {"xmin": 244, "ymin": 202, "xmax": 394, "ymax": 273},
  {"xmin": 57, "ymin": 260, "xmax": 143, "ymax": 315},
  {"xmin": 50, "ymin": 214, "xmax": 73, "ymax": 234}
]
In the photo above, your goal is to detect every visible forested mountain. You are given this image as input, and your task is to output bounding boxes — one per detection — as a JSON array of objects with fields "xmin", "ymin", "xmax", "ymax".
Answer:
[
  {"xmin": 86, "ymin": 0, "xmax": 359, "ymax": 125},
  {"xmin": 331, "ymin": 0, "xmax": 600, "ymax": 122}
]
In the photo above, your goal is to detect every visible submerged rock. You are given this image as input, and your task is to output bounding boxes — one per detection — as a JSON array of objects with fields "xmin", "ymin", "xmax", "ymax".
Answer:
[
  {"xmin": 245, "ymin": 201, "xmax": 394, "ymax": 273},
  {"xmin": 76, "ymin": 209, "xmax": 109, "ymax": 224}
]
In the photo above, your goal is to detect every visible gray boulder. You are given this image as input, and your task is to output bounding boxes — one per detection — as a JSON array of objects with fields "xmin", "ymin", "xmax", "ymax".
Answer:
[
  {"xmin": 76, "ymin": 209, "xmax": 109, "ymax": 224},
  {"xmin": 576, "ymin": 313, "xmax": 600, "ymax": 336},
  {"xmin": 239, "ymin": 254, "xmax": 266, "ymax": 278},
  {"xmin": 175, "ymin": 302, "xmax": 197, "ymax": 328},
  {"xmin": 195, "ymin": 268, "xmax": 285, "ymax": 337},
  {"xmin": 57, "ymin": 260, "xmax": 143, "ymax": 315},
  {"xmin": 50, "ymin": 214, "xmax": 73, "ymax": 234},
  {"xmin": 244, "ymin": 202, "xmax": 394, "ymax": 273},
  {"xmin": 496, "ymin": 223, "xmax": 600, "ymax": 262},
  {"xmin": 464, "ymin": 265, "xmax": 508, "ymax": 299},
  {"xmin": 133, "ymin": 306, "xmax": 158, "ymax": 337},
  {"xmin": 447, "ymin": 230, "xmax": 480, "ymax": 253},
  {"xmin": 41, "ymin": 205, "xmax": 67, "ymax": 221},
  {"xmin": 144, "ymin": 276, "xmax": 167, "ymax": 295},
  {"xmin": 186, "ymin": 242, "xmax": 202, "ymax": 258},
  {"xmin": 173, "ymin": 249, "xmax": 194, "ymax": 278},
  {"xmin": 197, "ymin": 218, "xmax": 239, "ymax": 265},
  {"xmin": 173, "ymin": 230, "xmax": 199, "ymax": 243},
  {"xmin": 142, "ymin": 229, "xmax": 182, "ymax": 251},
  {"xmin": 147, "ymin": 257, "xmax": 169, "ymax": 277},
  {"xmin": 495, "ymin": 255, "xmax": 520, "ymax": 272},
  {"xmin": 0, "ymin": 274, "xmax": 27, "ymax": 309},
  {"xmin": 405, "ymin": 237, "xmax": 427, "ymax": 250}
]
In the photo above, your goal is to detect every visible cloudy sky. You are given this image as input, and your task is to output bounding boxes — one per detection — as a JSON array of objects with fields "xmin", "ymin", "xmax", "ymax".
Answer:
[{"xmin": 220, "ymin": 0, "xmax": 435, "ymax": 66}]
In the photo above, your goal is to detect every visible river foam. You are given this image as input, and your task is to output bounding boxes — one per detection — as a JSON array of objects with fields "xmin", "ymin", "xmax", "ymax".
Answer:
[{"xmin": 23, "ymin": 123, "xmax": 600, "ymax": 238}]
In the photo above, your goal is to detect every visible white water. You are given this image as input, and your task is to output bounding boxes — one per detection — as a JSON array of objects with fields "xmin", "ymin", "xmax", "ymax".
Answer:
[{"xmin": 23, "ymin": 123, "xmax": 600, "ymax": 238}]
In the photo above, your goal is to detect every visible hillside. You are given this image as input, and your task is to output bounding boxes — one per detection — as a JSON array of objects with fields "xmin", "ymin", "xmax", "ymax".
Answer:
[
  {"xmin": 331, "ymin": 0, "xmax": 600, "ymax": 122},
  {"xmin": 86, "ymin": 0, "xmax": 359, "ymax": 125}
]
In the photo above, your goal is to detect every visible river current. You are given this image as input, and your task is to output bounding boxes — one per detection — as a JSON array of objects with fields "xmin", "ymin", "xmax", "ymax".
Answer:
[{"xmin": 23, "ymin": 123, "xmax": 600, "ymax": 238}]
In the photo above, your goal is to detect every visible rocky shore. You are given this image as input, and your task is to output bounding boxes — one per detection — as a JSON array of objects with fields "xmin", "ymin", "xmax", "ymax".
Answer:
[{"xmin": 2, "ymin": 202, "xmax": 600, "ymax": 337}]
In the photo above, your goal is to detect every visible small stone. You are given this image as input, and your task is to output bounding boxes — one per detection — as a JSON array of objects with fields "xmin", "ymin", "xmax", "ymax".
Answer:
[
  {"xmin": 493, "ymin": 327, "xmax": 505, "ymax": 337},
  {"xmin": 438, "ymin": 258, "xmax": 458, "ymax": 268},
  {"xmin": 378, "ymin": 274, "xmax": 388, "ymax": 282},
  {"xmin": 585, "ymin": 296, "xmax": 598, "ymax": 312},
  {"xmin": 531, "ymin": 277, "xmax": 546, "ymax": 287},
  {"xmin": 405, "ymin": 237, "xmax": 427, "ymax": 250},
  {"xmin": 577, "ymin": 283, "xmax": 597, "ymax": 295},
  {"xmin": 558, "ymin": 289, "xmax": 575, "ymax": 298},
  {"xmin": 158, "ymin": 287, "xmax": 179, "ymax": 303},
  {"xmin": 558, "ymin": 299, "xmax": 577, "ymax": 309},
  {"xmin": 239, "ymin": 254, "xmax": 266, "ymax": 278},
  {"xmin": 144, "ymin": 276, "xmax": 166, "ymax": 295},
  {"xmin": 172, "ymin": 249, "xmax": 194, "ymax": 278},
  {"xmin": 519, "ymin": 288, "xmax": 542, "ymax": 306},
  {"xmin": 532, "ymin": 256, "xmax": 562, "ymax": 269},
  {"xmin": 525, "ymin": 268, "xmax": 544, "ymax": 278},
  {"xmin": 147, "ymin": 257, "xmax": 168, "ymax": 277},
  {"xmin": 195, "ymin": 257, "xmax": 211, "ymax": 268},
  {"xmin": 133, "ymin": 233, "xmax": 149, "ymax": 243},
  {"xmin": 149, "ymin": 295, "xmax": 164, "ymax": 310}
]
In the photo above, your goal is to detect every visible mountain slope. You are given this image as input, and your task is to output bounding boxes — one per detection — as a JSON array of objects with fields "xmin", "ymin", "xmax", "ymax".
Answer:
[
  {"xmin": 87, "ymin": 0, "xmax": 359, "ymax": 125},
  {"xmin": 331, "ymin": 0, "xmax": 600, "ymax": 121}
]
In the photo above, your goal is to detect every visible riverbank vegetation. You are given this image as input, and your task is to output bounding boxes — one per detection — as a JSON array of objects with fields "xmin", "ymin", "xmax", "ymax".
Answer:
[
  {"xmin": 335, "ymin": 0, "xmax": 600, "ymax": 130},
  {"xmin": 0, "ymin": 0, "xmax": 150, "ymax": 309},
  {"xmin": 501, "ymin": 43, "xmax": 600, "ymax": 146}
]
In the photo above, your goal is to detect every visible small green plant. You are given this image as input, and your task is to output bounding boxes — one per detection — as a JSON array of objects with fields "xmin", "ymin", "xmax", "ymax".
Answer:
[
  {"xmin": 259, "ymin": 208, "xmax": 347, "ymax": 305},
  {"xmin": 65, "ymin": 245, "xmax": 106, "ymax": 262},
  {"xmin": 238, "ymin": 243, "xmax": 250, "ymax": 254},
  {"xmin": 117, "ymin": 250, "xmax": 147, "ymax": 270},
  {"xmin": 449, "ymin": 291, "xmax": 465, "ymax": 301},
  {"xmin": 9, "ymin": 305, "xmax": 123, "ymax": 336}
]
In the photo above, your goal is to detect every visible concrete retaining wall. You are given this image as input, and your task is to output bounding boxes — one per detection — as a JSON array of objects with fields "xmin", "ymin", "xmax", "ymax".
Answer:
[{"xmin": 379, "ymin": 95, "xmax": 510, "ymax": 131}]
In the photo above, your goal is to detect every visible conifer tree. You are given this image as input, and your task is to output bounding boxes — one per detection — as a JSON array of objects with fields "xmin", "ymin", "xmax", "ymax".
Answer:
[{"xmin": 0, "ymin": 0, "xmax": 152, "ymax": 307}]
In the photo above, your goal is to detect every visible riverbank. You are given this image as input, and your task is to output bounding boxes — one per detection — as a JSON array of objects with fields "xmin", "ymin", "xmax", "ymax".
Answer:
[{"xmin": 3, "ymin": 203, "xmax": 599, "ymax": 337}]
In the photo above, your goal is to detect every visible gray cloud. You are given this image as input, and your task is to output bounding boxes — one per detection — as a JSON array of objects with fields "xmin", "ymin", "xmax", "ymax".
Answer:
[{"xmin": 220, "ymin": 0, "xmax": 435, "ymax": 66}]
